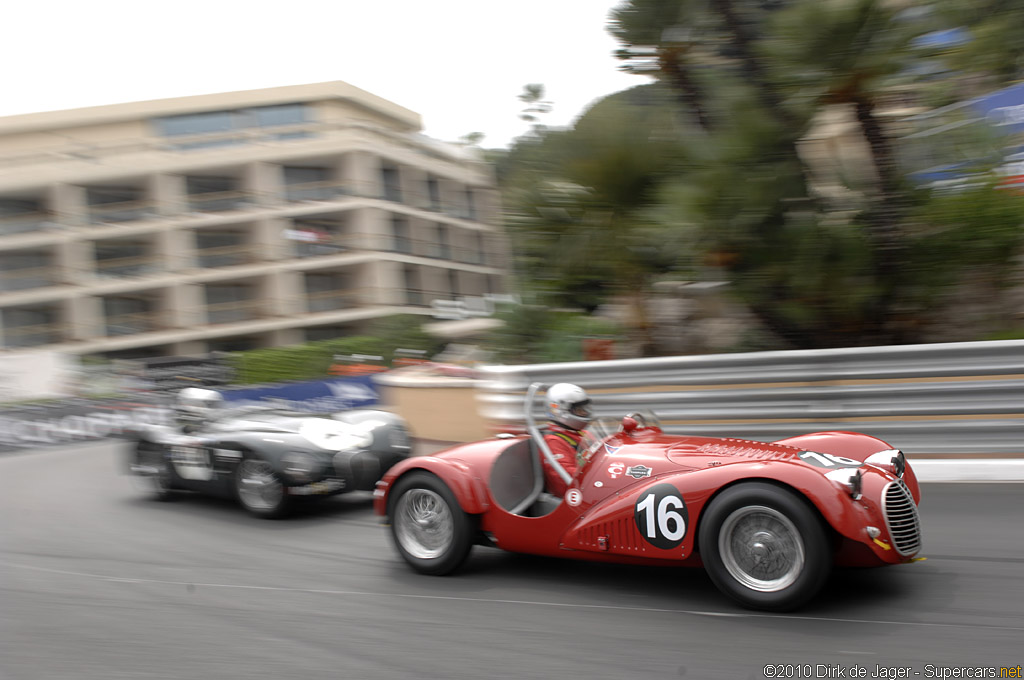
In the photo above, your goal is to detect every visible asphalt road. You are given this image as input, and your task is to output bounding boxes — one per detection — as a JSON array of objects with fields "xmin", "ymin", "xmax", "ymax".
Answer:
[{"xmin": 2, "ymin": 441, "xmax": 1022, "ymax": 680}]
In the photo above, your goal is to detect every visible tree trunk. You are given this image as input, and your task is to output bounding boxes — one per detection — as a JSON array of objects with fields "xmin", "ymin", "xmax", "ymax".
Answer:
[
  {"xmin": 852, "ymin": 93, "xmax": 907, "ymax": 343},
  {"xmin": 658, "ymin": 46, "xmax": 713, "ymax": 131}
]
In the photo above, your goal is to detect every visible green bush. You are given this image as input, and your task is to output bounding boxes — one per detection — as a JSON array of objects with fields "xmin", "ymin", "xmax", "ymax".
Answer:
[
  {"xmin": 482, "ymin": 305, "xmax": 623, "ymax": 364},
  {"xmin": 226, "ymin": 315, "xmax": 444, "ymax": 385}
]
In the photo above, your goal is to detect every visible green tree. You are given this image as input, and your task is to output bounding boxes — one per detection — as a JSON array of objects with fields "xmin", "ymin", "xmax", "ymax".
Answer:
[{"xmin": 503, "ymin": 85, "xmax": 690, "ymax": 353}]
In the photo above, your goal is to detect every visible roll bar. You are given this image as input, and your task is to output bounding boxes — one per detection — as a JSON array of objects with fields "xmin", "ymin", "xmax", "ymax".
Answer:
[{"xmin": 525, "ymin": 382, "xmax": 572, "ymax": 486}]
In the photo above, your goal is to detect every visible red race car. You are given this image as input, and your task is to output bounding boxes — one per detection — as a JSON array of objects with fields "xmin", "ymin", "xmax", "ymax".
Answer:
[{"xmin": 374, "ymin": 384, "xmax": 922, "ymax": 611}]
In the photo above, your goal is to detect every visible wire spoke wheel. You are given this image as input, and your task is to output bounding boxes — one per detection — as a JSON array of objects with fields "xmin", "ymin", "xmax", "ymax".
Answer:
[
  {"xmin": 237, "ymin": 458, "xmax": 284, "ymax": 513},
  {"xmin": 395, "ymin": 489, "xmax": 455, "ymax": 559},
  {"xmin": 388, "ymin": 472, "xmax": 474, "ymax": 575},
  {"xmin": 699, "ymin": 482, "xmax": 829, "ymax": 611},
  {"xmin": 719, "ymin": 505, "xmax": 805, "ymax": 592}
]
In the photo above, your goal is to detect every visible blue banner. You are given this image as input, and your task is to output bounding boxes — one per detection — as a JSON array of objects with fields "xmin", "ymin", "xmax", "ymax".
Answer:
[{"xmin": 220, "ymin": 375, "xmax": 380, "ymax": 413}]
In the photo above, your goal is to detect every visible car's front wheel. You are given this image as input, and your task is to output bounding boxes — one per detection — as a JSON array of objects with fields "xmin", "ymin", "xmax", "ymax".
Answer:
[
  {"xmin": 133, "ymin": 441, "xmax": 175, "ymax": 501},
  {"xmin": 389, "ymin": 472, "xmax": 474, "ymax": 575},
  {"xmin": 235, "ymin": 455, "xmax": 291, "ymax": 519},
  {"xmin": 699, "ymin": 482, "xmax": 830, "ymax": 611}
]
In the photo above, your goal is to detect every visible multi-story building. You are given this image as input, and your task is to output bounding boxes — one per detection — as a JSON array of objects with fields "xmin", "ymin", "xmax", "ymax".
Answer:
[{"xmin": 0, "ymin": 81, "xmax": 507, "ymax": 358}]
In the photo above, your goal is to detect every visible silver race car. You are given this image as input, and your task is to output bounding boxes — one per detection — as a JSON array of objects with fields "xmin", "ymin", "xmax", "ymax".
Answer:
[{"xmin": 127, "ymin": 388, "xmax": 412, "ymax": 518}]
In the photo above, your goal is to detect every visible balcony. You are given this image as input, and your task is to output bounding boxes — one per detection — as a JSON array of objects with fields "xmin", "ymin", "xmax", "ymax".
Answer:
[
  {"xmin": 0, "ymin": 212, "xmax": 54, "ymax": 236},
  {"xmin": 283, "ymin": 180, "xmax": 350, "ymax": 203},
  {"xmin": 88, "ymin": 199, "xmax": 155, "ymax": 225},
  {"xmin": 205, "ymin": 298, "xmax": 262, "ymax": 324},
  {"xmin": 306, "ymin": 289, "xmax": 358, "ymax": 313},
  {"xmin": 188, "ymin": 190, "xmax": 250, "ymax": 213},
  {"xmin": 0, "ymin": 265, "xmax": 57, "ymax": 293},
  {"xmin": 196, "ymin": 242, "xmax": 259, "ymax": 268},
  {"xmin": 95, "ymin": 254, "xmax": 162, "ymax": 279},
  {"xmin": 2, "ymin": 321, "xmax": 64, "ymax": 348},
  {"xmin": 105, "ymin": 312, "xmax": 159, "ymax": 336}
]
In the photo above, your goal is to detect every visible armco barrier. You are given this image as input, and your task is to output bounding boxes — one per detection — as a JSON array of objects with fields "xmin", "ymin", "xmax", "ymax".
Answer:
[{"xmin": 475, "ymin": 339, "xmax": 1024, "ymax": 457}]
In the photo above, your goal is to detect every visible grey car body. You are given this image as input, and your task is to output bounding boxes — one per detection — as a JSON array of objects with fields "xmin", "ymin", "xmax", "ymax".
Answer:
[{"xmin": 127, "ymin": 405, "xmax": 412, "ymax": 517}]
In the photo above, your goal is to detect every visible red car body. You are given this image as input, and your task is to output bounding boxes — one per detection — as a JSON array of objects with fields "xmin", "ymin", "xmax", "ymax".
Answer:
[{"xmin": 375, "ymin": 409, "xmax": 922, "ymax": 611}]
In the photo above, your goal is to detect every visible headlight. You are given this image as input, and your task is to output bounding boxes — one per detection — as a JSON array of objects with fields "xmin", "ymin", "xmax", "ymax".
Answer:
[
  {"xmin": 825, "ymin": 467, "xmax": 863, "ymax": 500},
  {"xmin": 299, "ymin": 419, "xmax": 373, "ymax": 452},
  {"xmin": 282, "ymin": 451, "xmax": 321, "ymax": 483},
  {"xmin": 865, "ymin": 449, "xmax": 905, "ymax": 478}
]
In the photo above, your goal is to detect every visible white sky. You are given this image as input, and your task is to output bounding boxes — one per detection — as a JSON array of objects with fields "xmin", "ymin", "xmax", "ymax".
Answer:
[{"xmin": 3, "ymin": 0, "xmax": 648, "ymax": 148}]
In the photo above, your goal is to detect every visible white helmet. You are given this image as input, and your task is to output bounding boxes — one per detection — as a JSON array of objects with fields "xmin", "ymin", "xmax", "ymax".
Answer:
[
  {"xmin": 546, "ymin": 383, "xmax": 593, "ymax": 431},
  {"xmin": 175, "ymin": 387, "xmax": 224, "ymax": 426}
]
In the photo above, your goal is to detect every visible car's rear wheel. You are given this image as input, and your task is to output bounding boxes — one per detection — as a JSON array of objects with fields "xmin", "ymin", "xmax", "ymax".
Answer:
[
  {"xmin": 235, "ymin": 455, "xmax": 290, "ymax": 519},
  {"xmin": 390, "ymin": 472, "xmax": 473, "ymax": 575},
  {"xmin": 699, "ymin": 482, "xmax": 830, "ymax": 611},
  {"xmin": 133, "ymin": 441, "xmax": 175, "ymax": 501}
]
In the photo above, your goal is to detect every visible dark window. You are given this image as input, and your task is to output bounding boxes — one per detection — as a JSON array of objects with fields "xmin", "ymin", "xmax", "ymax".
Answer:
[
  {"xmin": 392, "ymin": 217, "xmax": 411, "ymax": 254},
  {"xmin": 2, "ymin": 306, "xmax": 61, "ymax": 348},
  {"xmin": 437, "ymin": 224, "xmax": 450, "ymax": 259},
  {"xmin": 426, "ymin": 177, "xmax": 441, "ymax": 210},
  {"xmin": 403, "ymin": 266, "xmax": 421, "ymax": 305},
  {"xmin": 0, "ymin": 250, "xmax": 54, "ymax": 291},
  {"xmin": 103, "ymin": 296, "xmax": 155, "ymax": 336},
  {"xmin": 381, "ymin": 165, "xmax": 401, "ymax": 202}
]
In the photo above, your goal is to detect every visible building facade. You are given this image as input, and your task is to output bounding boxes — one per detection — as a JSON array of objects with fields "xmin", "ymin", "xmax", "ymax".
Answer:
[{"xmin": 0, "ymin": 82, "xmax": 507, "ymax": 358}]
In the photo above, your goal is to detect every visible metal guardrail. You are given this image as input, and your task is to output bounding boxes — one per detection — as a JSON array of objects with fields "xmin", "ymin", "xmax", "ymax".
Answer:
[{"xmin": 475, "ymin": 340, "xmax": 1024, "ymax": 456}]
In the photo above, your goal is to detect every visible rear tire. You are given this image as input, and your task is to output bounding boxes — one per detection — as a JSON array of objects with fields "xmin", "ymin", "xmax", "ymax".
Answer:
[
  {"xmin": 389, "ymin": 472, "xmax": 474, "ymax": 575},
  {"xmin": 699, "ymin": 482, "xmax": 830, "ymax": 611}
]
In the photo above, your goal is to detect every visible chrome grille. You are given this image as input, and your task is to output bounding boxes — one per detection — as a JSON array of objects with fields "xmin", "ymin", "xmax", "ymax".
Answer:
[{"xmin": 882, "ymin": 480, "xmax": 921, "ymax": 556}]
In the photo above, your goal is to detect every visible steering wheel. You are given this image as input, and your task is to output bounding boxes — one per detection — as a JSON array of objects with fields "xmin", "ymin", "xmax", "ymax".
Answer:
[{"xmin": 624, "ymin": 412, "xmax": 648, "ymax": 427}]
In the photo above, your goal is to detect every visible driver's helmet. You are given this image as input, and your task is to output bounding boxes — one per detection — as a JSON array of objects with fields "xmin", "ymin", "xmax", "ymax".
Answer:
[
  {"xmin": 175, "ymin": 387, "xmax": 224, "ymax": 428},
  {"xmin": 545, "ymin": 383, "xmax": 593, "ymax": 431}
]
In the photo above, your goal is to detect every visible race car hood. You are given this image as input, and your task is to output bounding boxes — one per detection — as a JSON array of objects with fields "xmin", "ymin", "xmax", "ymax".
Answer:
[{"xmin": 666, "ymin": 436, "xmax": 803, "ymax": 468}]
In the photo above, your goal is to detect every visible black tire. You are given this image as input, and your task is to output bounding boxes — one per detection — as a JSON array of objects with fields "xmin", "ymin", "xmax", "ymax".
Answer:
[
  {"xmin": 389, "ymin": 471, "xmax": 474, "ymax": 575},
  {"xmin": 135, "ymin": 441, "xmax": 175, "ymax": 502},
  {"xmin": 698, "ymin": 482, "xmax": 830, "ymax": 611},
  {"xmin": 235, "ymin": 454, "xmax": 291, "ymax": 519}
]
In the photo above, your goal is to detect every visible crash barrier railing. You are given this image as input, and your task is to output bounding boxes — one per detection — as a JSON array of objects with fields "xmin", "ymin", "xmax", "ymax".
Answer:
[{"xmin": 475, "ymin": 339, "xmax": 1024, "ymax": 456}]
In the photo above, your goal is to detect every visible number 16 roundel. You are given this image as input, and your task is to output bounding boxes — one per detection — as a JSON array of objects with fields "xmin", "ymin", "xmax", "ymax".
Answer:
[{"xmin": 634, "ymin": 483, "xmax": 689, "ymax": 549}]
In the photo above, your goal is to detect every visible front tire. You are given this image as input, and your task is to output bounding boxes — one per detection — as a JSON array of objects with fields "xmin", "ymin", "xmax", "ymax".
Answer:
[
  {"xmin": 235, "ymin": 455, "xmax": 291, "ymax": 519},
  {"xmin": 699, "ymin": 482, "xmax": 830, "ymax": 611},
  {"xmin": 134, "ymin": 441, "xmax": 175, "ymax": 501},
  {"xmin": 389, "ymin": 472, "xmax": 474, "ymax": 575}
]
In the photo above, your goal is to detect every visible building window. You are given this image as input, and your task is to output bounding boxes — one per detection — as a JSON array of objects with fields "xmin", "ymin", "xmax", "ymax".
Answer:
[
  {"xmin": 403, "ymin": 266, "xmax": 422, "ymax": 306},
  {"xmin": 381, "ymin": 165, "xmax": 401, "ymax": 202},
  {"xmin": 426, "ymin": 176, "xmax": 441, "ymax": 210},
  {"xmin": 155, "ymin": 104, "xmax": 310, "ymax": 137},
  {"xmin": 205, "ymin": 283, "xmax": 259, "ymax": 324},
  {"xmin": 186, "ymin": 175, "xmax": 246, "ymax": 212},
  {"xmin": 195, "ymin": 229, "xmax": 251, "ymax": 268},
  {"xmin": 305, "ymin": 271, "xmax": 351, "ymax": 312},
  {"xmin": 0, "ymin": 249, "xmax": 55, "ymax": 291},
  {"xmin": 391, "ymin": 216, "xmax": 411, "ymax": 254},
  {"xmin": 94, "ymin": 240, "xmax": 157, "ymax": 278},
  {"xmin": 2, "ymin": 305, "xmax": 61, "ymax": 348},
  {"xmin": 251, "ymin": 104, "xmax": 308, "ymax": 127},
  {"xmin": 103, "ymin": 296, "xmax": 156, "ymax": 336},
  {"xmin": 448, "ymin": 269, "xmax": 460, "ymax": 297},
  {"xmin": 156, "ymin": 111, "xmax": 237, "ymax": 137},
  {"xmin": 283, "ymin": 166, "xmax": 340, "ymax": 202},
  {"xmin": 437, "ymin": 224, "xmax": 450, "ymax": 259},
  {"xmin": 0, "ymin": 197, "xmax": 48, "ymax": 236}
]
